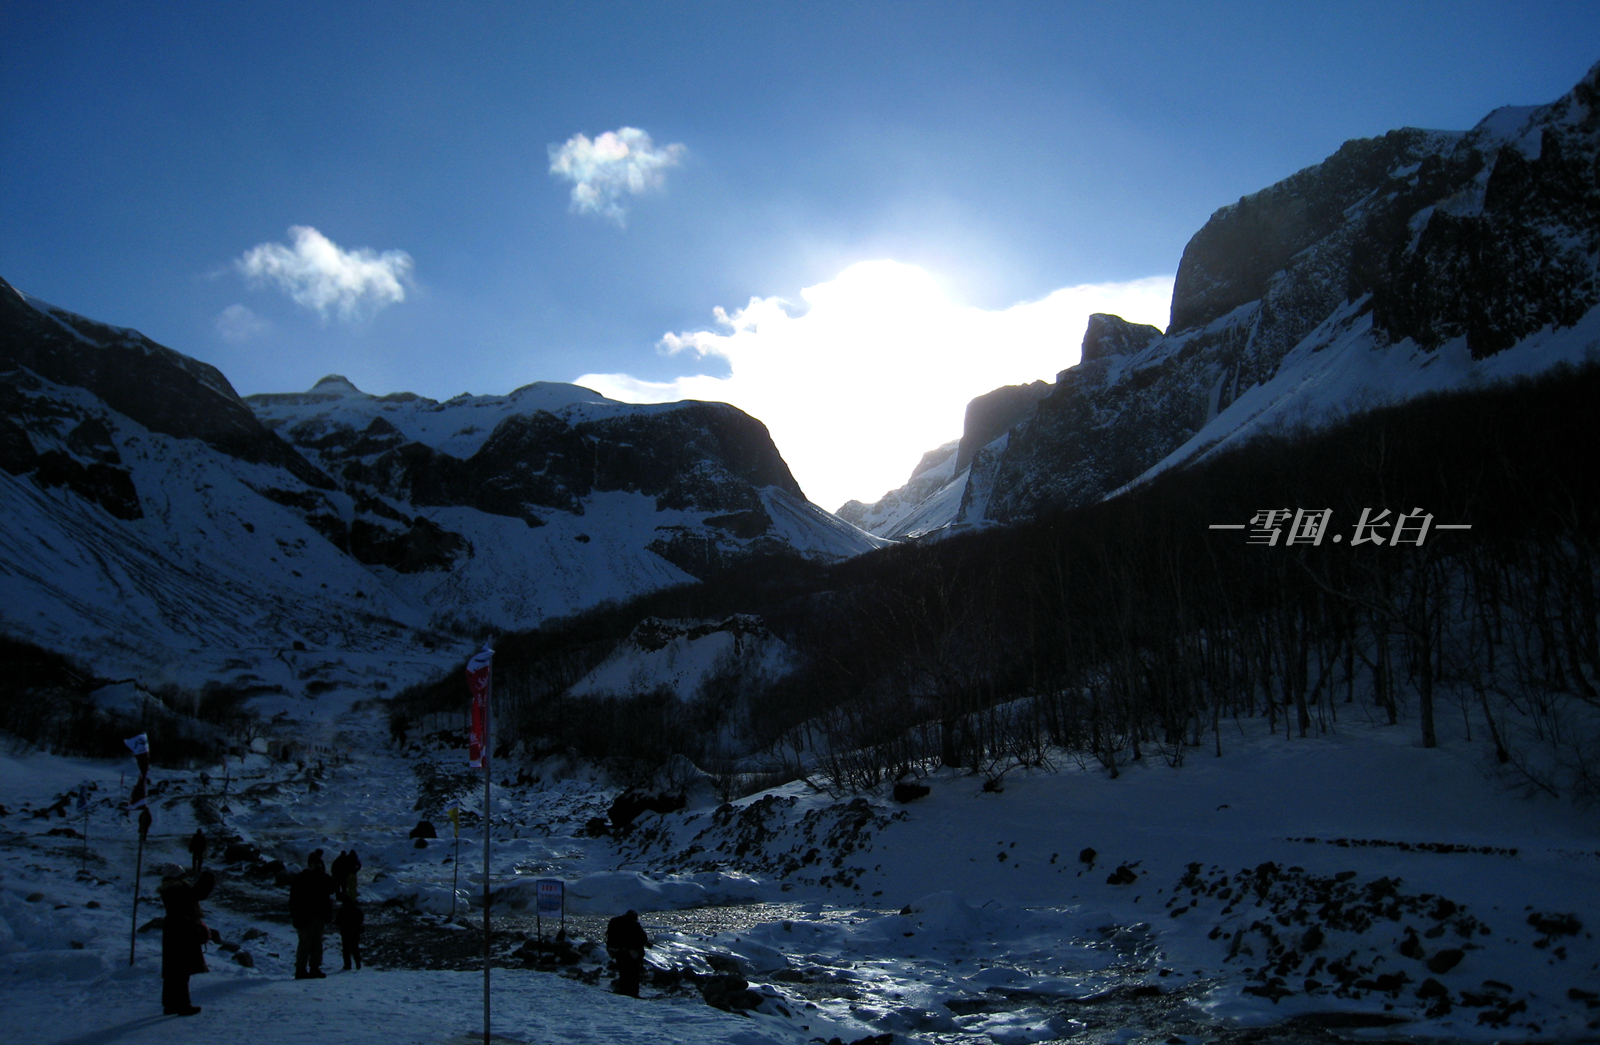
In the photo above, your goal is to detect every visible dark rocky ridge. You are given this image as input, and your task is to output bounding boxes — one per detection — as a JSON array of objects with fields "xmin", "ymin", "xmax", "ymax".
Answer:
[
  {"xmin": 980, "ymin": 60, "xmax": 1600, "ymax": 523},
  {"xmin": 0, "ymin": 278, "xmax": 333, "ymax": 493},
  {"xmin": 953, "ymin": 380, "xmax": 1051, "ymax": 473},
  {"xmin": 251, "ymin": 379, "xmax": 815, "ymax": 579}
]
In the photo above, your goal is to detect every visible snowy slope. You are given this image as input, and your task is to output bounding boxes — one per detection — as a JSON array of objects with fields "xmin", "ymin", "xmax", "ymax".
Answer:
[
  {"xmin": 0, "ymin": 285, "xmax": 882, "ymax": 685},
  {"xmin": 2, "ymin": 695, "xmax": 1597, "ymax": 1044},
  {"xmin": 247, "ymin": 375, "xmax": 886, "ymax": 618}
]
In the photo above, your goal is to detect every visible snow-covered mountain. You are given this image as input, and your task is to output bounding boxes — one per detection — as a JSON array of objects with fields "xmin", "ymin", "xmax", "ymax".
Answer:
[
  {"xmin": 0, "ymin": 280, "xmax": 881, "ymax": 682},
  {"xmin": 853, "ymin": 60, "xmax": 1600, "ymax": 536},
  {"xmin": 836, "ymin": 380, "xmax": 1049, "ymax": 539}
]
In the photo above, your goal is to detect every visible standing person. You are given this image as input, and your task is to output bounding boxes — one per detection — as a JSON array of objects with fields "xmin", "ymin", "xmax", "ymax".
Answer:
[
  {"xmin": 333, "ymin": 893, "xmax": 364, "ymax": 971},
  {"xmin": 605, "ymin": 909, "xmax": 650, "ymax": 997},
  {"xmin": 289, "ymin": 850, "xmax": 334, "ymax": 979},
  {"xmin": 156, "ymin": 863, "xmax": 215, "ymax": 1016},
  {"xmin": 342, "ymin": 848, "xmax": 362, "ymax": 899},
  {"xmin": 187, "ymin": 828, "xmax": 206, "ymax": 874},
  {"xmin": 330, "ymin": 850, "xmax": 350, "ymax": 896}
]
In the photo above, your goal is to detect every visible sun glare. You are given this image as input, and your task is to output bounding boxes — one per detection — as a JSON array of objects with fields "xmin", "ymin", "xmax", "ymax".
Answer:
[{"xmin": 579, "ymin": 262, "xmax": 1174, "ymax": 513}]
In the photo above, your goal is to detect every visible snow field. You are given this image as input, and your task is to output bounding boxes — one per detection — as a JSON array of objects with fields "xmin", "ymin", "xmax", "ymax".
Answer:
[{"xmin": 2, "ymin": 698, "xmax": 1598, "ymax": 1043}]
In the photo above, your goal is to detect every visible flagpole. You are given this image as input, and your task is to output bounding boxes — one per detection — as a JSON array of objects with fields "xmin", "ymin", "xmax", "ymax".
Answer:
[
  {"xmin": 129, "ymin": 824, "xmax": 144, "ymax": 966},
  {"xmin": 483, "ymin": 646, "xmax": 492, "ymax": 1045},
  {"xmin": 451, "ymin": 810, "xmax": 460, "ymax": 919}
]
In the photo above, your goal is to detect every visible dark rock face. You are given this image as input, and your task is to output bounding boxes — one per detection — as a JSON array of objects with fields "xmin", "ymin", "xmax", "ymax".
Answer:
[
  {"xmin": 981, "ymin": 61, "xmax": 1600, "ymax": 523},
  {"xmin": 0, "ymin": 281, "xmax": 346, "ymax": 525},
  {"xmin": 954, "ymin": 380, "xmax": 1051, "ymax": 473},
  {"xmin": 1079, "ymin": 313, "xmax": 1163, "ymax": 364},
  {"xmin": 1369, "ymin": 80, "xmax": 1600, "ymax": 358},
  {"xmin": 0, "ymin": 278, "xmax": 331, "ymax": 491},
  {"xmin": 257, "ymin": 382, "xmax": 809, "ymax": 578}
]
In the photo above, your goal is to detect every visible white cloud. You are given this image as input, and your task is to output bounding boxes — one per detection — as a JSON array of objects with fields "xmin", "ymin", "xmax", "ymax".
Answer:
[
  {"xmin": 214, "ymin": 303, "xmax": 270, "ymax": 342},
  {"xmin": 235, "ymin": 226, "xmax": 413, "ymax": 321},
  {"xmin": 548, "ymin": 126, "xmax": 686, "ymax": 226},
  {"xmin": 577, "ymin": 261, "xmax": 1174, "ymax": 514}
]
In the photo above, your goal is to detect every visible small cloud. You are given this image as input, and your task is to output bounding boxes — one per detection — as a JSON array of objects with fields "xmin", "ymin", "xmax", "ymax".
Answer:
[
  {"xmin": 215, "ymin": 303, "xmax": 270, "ymax": 342},
  {"xmin": 235, "ymin": 226, "xmax": 413, "ymax": 321},
  {"xmin": 548, "ymin": 126, "xmax": 685, "ymax": 226}
]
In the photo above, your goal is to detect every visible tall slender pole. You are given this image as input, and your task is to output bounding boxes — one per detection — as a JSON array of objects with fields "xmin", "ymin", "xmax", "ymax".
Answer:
[
  {"xmin": 451, "ymin": 812, "xmax": 460, "ymax": 919},
  {"xmin": 483, "ymin": 661, "xmax": 492, "ymax": 1045},
  {"xmin": 128, "ymin": 832, "xmax": 144, "ymax": 966}
]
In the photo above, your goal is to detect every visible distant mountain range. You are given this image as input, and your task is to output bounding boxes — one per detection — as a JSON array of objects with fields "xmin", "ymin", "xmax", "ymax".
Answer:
[
  {"xmin": 4, "ymin": 60, "xmax": 1596, "ymax": 684},
  {"xmin": 0, "ymin": 284, "xmax": 880, "ymax": 680},
  {"xmin": 844, "ymin": 59, "xmax": 1600, "ymax": 539}
]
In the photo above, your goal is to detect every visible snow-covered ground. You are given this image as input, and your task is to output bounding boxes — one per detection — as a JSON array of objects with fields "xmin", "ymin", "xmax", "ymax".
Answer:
[{"xmin": 3, "ymin": 690, "xmax": 1598, "ymax": 1044}]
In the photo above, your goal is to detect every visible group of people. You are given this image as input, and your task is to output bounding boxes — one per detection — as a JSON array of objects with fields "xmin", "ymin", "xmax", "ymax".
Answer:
[
  {"xmin": 289, "ymin": 847, "xmax": 365, "ymax": 978},
  {"xmin": 157, "ymin": 836, "xmax": 653, "ymax": 1017},
  {"xmin": 155, "ymin": 840, "xmax": 367, "ymax": 1018}
]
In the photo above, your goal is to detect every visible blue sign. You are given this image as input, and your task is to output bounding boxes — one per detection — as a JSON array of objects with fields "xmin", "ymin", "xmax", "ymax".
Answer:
[{"xmin": 535, "ymin": 879, "xmax": 563, "ymax": 915}]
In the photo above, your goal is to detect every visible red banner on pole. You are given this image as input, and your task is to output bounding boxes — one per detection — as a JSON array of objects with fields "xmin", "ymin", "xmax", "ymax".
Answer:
[{"xmin": 466, "ymin": 644, "xmax": 493, "ymax": 768}]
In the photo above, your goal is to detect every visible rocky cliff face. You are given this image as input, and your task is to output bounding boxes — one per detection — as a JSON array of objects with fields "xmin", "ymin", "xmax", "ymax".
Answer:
[
  {"xmin": 248, "ymin": 376, "xmax": 873, "ymax": 580},
  {"xmin": 0, "ymin": 287, "xmax": 879, "ymax": 678},
  {"xmin": 870, "ymin": 60, "xmax": 1600, "ymax": 533}
]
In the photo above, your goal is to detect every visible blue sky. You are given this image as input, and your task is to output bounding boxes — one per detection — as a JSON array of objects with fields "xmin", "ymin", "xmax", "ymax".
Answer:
[{"xmin": 2, "ymin": 2, "xmax": 1596, "ymax": 509}]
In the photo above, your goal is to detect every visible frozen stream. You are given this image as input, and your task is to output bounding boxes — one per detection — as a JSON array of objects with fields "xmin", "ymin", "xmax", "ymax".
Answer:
[{"xmin": 483, "ymin": 899, "xmax": 1410, "ymax": 1044}]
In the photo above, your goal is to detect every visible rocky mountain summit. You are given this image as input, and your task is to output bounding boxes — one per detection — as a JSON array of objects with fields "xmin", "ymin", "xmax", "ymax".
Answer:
[
  {"xmin": 850, "ymin": 60, "xmax": 1600, "ymax": 536},
  {"xmin": 247, "ymin": 374, "xmax": 874, "ymax": 580},
  {"xmin": 0, "ymin": 282, "xmax": 878, "ymax": 678}
]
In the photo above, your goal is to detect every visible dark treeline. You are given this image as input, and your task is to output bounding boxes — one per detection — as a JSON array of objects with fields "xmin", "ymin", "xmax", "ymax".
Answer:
[
  {"xmin": 396, "ymin": 362, "xmax": 1600, "ymax": 799},
  {"xmin": 0, "ymin": 635, "xmax": 246, "ymax": 766}
]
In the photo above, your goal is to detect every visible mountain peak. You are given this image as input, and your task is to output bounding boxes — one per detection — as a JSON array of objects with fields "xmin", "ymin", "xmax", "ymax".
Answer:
[{"xmin": 310, "ymin": 374, "xmax": 364, "ymax": 395}]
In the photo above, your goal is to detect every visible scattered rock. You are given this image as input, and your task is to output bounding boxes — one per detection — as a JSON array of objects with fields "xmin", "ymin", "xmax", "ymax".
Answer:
[
  {"xmin": 1106, "ymin": 864, "xmax": 1138, "ymax": 886},
  {"xmin": 1426, "ymin": 949, "xmax": 1465, "ymax": 974},
  {"xmin": 608, "ymin": 791, "xmax": 685, "ymax": 832},
  {"xmin": 892, "ymin": 782, "xmax": 930, "ymax": 804},
  {"xmin": 700, "ymin": 972, "xmax": 760, "ymax": 1011},
  {"xmin": 409, "ymin": 820, "xmax": 437, "ymax": 840},
  {"xmin": 223, "ymin": 841, "xmax": 261, "ymax": 863},
  {"xmin": 234, "ymin": 951, "xmax": 255, "ymax": 968}
]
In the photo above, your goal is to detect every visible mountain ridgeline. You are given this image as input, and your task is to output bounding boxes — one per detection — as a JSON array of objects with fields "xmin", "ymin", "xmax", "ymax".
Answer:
[
  {"xmin": 0, "ymin": 283, "xmax": 879, "ymax": 677},
  {"xmin": 389, "ymin": 62, "xmax": 1600, "ymax": 804},
  {"xmin": 848, "ymin": 60, "xmax": 1600, "ymax": 537}
]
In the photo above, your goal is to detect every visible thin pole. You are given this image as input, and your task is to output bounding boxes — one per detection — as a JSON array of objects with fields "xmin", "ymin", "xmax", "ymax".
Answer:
[
  {"xmin": 80, "ymin": 802, "xmax": 88, "ymax": 874},
  {"xmin": 483, "ymin": 662, "xmax": 492, "ymax": 1045},
  {"xmin": 128, "ymin": 832, "xmax": 144, "ymax": 966},
  {"xmin": 451, "ymin": 813, "xmax": 460, "ymax": 919}
]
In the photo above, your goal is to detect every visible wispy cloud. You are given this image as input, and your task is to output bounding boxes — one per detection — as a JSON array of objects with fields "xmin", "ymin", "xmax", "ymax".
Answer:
[
  {"xmin": 577, "ymin": 262, "xmax": 1175, "ymax": 513},
  {"xmin": 215, "ymin": 303, "xmax": 270, "ymax": 342},
  {"xmin": 235, "ymin": 226, "xmax": 413, "ymax": 321},
  {"xmin": 548, "ymin": 126, "xmax": 685, "ymax": 226}
]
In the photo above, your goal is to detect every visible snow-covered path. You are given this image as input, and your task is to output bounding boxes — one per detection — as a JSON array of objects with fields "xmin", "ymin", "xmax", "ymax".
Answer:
[
  {"xmin": 25, "ymin": 965, "xmax": 780, "ymax": 1045},
  {"xmin": 5, "ymin": 696, "xmax": 1600, "ymax": 1044}
]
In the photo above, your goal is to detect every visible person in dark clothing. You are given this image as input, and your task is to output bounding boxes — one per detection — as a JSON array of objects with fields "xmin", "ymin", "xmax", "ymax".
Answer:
[
  {"xmin": 342, "ymin": 848, "xmax": 362, "ymax": 898},
  {"xmin": 334, "ymin": 893, "xmax": 364, "ymax": 970},
  {"xmin": 329, "ymin": 848, "xmax": 363, "ymax": 899},
  {"xmin": 330, "ymin": 850, "xmax": 349, "ymax": 894},
  {"xmin": 605, "ymin": 909, "xmax": 650, "ymax": 997},
  {"xmin": 157, "ymin": 863, "xmax": 215, "ymax": 1016},
  {"xmin": 288, "ymin": 852, "xmax": 335, "ymax": 979},
  {"xmin": 188, "ymin": 829, "xmax": 206, "ymax": 874}
]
